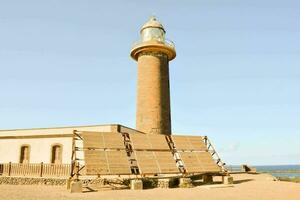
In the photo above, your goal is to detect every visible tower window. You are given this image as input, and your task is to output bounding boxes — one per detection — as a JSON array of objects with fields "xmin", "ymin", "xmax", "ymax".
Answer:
[
  {"xmin": 51, "ymin": 144, "xmax": 62, "ymax": 164},
  {"xmin": 20, "ymin": 145, "xmax": 30, "ymax": 164}
]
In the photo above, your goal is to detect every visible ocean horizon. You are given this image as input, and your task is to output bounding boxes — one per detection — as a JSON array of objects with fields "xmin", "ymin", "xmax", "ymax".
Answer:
[{"xmin": 228, "ymin": 164, "xmax": 300, "ymax": 178}]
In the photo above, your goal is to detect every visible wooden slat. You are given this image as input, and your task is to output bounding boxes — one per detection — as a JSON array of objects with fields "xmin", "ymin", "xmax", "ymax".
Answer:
[
  {"xmin": 130, "ymin": 134, "xmax": 151, "ymax": 149},
  {"xmin": 106, "ymin": 151, "xmax": 131, "ymax": 174},
  {"xmin": 82, "ymin": 132, "xmax": 104, "ymax": 149},
  {"xmin": 85, "ymin": 163, "xmax": 110, "ymax": 175},
  {"xmin": 81, "ymin": 131, "xmax": 125, "ymax": 150},
  {"xmin": 84, "ymin": 151, "xmax": 109, "ymax": 175},
  {"xmin": 179, "ymin": 152, "xmax": 221, "ymax": 173},
  {"xmin": 84, "ymin": 150, "xmax": 131, "ymax": 175},
  {"xmin": 103, "ymin": 133, "xmax": 125, "ymax": 149},
  {"xmin": 130, "ymin": 134, "xmax": 169, "ymax": 150},
  {"xmin": 147, "ymin": 135, "xmax": 170, "ymax": 150},
  {"xmin": 134, "ymin": 151, "xmax": 160, "ymax": 174},
  {"xmin": 134, "ymin": 151, "xmax": 178, "ymax": 174},
  {"xmin": 154, "ymin": 152, "xmax": 179, "ymax": 173},
  {"xmin": 180, "ymin": 152, "xmax": 203, "ymax": 173},
  {"xmin": 196, "ymin": 152, "xmax": 221, "ymax": 172},
  {"xmin": 172, "ymin": 136, "xmax": 192, "ymax": 150},
  {"xmin": 0, "ymin": 163, "xmax": 70, "ymax": 177},
  {"xmin": 172, "ymin": 136, "xmax": 206, "ymax": 151},
  {"xmin": 188, "ymin": 136, "xmax": 207, "ymax": 151},
  {"xmin": 84, "ymin": 151, "xmax": 107, "ymax": 164}
]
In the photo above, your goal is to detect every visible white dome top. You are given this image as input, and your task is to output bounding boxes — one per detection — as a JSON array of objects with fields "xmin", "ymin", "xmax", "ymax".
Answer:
[{"xmin": 140, "ymin": 16, "xmax": 165, "ymax": 33}]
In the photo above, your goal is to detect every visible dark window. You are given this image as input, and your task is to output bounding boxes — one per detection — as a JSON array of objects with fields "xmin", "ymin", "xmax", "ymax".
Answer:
[
  {"xmin": 51, "ymin": 145, "xmax": 62, "ymax": 164},
  {"xmin": 20, "ymin": 145, "xmax": 30, "ymax": 164}
]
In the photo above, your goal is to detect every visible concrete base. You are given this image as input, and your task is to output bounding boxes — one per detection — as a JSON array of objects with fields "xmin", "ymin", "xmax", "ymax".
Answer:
[
  {"xmin": 130, "ymin": 179, "xmax": 143, "ymax": 190},
  {"xmin": 222, "ymin": 176, "xmax": 234, "ymax": 185},
  {"xmin": 203, "ymin": 175, "xmax": 213, "ymax": 184},
  {"xmin": 66, "ymin": 179, "xmax": 71, "ymax": 190},
  {"xmin": 157, "ymin": 179, "xmax": 170, "ymax": 188},
  {"xmin": 70, "ymin": 181, "xmax": 83, "ymax": 193},
  {"xmin": 179, "ymin": 178, "xmax": 193, "ymax": 188}
]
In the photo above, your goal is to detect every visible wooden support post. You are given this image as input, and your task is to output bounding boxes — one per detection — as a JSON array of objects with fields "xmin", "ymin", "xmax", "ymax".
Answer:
[
  {"xmin": 204, "ymin": 136, "xmax": 208, "ymax": 145},
  {"xmin": 75, "ymin": 162, "xmax": 80, "ymax": 181},
  {"xmin": 8, "ymin": 162, "xmax": 12, "ymax": 176},
  {"xmin": 40, "ymin": 162, "xmax": 43, "ymax": 177}
]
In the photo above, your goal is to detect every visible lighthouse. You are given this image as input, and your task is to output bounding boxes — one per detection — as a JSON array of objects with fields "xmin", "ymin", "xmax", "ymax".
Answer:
[{"xmin": 131, "ymin": 17, "xmax": 176, "ymax": 135}]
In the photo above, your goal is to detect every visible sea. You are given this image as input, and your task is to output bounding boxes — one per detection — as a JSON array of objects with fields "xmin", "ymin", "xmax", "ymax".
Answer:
[{"xmin": 227, "ymin": 165, "xmax": 300, "ymax": 178}]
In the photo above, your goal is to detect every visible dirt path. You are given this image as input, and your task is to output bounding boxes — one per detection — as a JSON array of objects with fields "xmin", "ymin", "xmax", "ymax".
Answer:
[{"xmin": 0, "ymin": 174, "xmax": 299, "ymax": 200}]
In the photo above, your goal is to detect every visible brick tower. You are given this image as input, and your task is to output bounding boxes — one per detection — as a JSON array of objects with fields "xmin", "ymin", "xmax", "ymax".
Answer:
[{"xmin": 130, "ymin": 17, "xmax": 176, "ymax": 135}]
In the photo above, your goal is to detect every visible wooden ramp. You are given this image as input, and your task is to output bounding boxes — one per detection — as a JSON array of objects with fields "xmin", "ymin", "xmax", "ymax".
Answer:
[
  {"xmin": 179, "ymin": 152, "xmax": 220, "ymax": 173},
  {"xmin": 171, "ymin": 136, "xmax": 207, "ymax": 151},
  {"xmin": 81, "ymin": 131, "xmax": 125, "ymax": 149},
  {"xmin": 129, "ymin": 134, "xmax": 170, "ymax": 150},
  {"xmin": 129, "ymin": 134, "xmax": 179, "ymax": 174},
  {"xmin": 81, "ymin": 131, "xmax": 131, "ymax": 175},
  {"xmin": 171, "ymin": 135, "xmax": 221, "ymax": 173},
  {"xmin": 84, "ymin": 150, "xmax": 131, "ymax": 175},
  {"xmin": 74, "ymin": 131, "xmax": 223, "ymax": 176}
]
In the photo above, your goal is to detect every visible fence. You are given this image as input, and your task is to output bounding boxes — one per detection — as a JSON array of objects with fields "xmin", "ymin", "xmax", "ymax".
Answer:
[{"xmin": 0, "ymin": 162, "xmax": 71, "ymax": 178}]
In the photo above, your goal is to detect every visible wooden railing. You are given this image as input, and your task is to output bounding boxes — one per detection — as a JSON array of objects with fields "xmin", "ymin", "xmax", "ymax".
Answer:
[{"xmin": 0, "ymin": 162, "xmax": 71, "ymax": 177}]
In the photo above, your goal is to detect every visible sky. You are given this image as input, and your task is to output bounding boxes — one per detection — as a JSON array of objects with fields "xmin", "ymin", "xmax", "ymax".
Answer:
[{"xmin": 0, "ymin": 0, "xmax": 299, "ymax": 165}]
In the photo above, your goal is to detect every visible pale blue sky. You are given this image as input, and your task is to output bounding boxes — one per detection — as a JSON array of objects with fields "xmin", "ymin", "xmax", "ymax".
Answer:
[{"xmin": 0, "ymin": 0, "xmax": 299, "ymax": 165}]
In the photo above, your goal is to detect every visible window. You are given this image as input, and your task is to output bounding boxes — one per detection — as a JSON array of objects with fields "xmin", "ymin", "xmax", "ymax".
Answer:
[
  {"xmin": 141, "ymin": 27, "xmax": 165, "ymax": 42},
  {"xmin": 20, "ymin": 145, "xmax": 30, "ymax": 164},
  {"xmin": 51, "ymin": 144, "xmax": 62, "ymax": 164}
]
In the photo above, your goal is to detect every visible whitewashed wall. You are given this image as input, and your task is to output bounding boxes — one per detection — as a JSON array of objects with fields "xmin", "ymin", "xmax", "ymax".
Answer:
[
  {"xmin": 0, "ymin": 137, "xmax": 73, "ymax": 164},
  {"xmin": 0, "ymin": 124, "xmax": 115, "ymax": 164}
]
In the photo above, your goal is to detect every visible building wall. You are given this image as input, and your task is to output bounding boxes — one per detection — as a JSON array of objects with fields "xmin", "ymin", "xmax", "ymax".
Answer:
[
  {"xmin": 0, "ymin": 137, "xmax": 72, "ymax": 164},
  {"xmin": 0, "ymin": 124, "xmax": 116, "ymax": 164},
  {"xmin": 0, "ymin": 124, "xmax": 113, "ymax": 137}
]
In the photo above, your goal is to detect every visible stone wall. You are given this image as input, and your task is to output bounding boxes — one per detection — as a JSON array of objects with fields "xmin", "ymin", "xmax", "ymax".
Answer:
[{"xmin": 0, "ymin": 176, "xmax": 67, "ymax": 186}]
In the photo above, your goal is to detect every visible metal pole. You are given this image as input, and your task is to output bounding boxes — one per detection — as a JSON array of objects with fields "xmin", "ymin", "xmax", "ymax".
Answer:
[
  {"xmin": 40, "ymin": 162, "xmax": 43, "ymax": 177},
  {"xmin": 8, "ymin": 162, "xmax": 12, "ymax": 176}
]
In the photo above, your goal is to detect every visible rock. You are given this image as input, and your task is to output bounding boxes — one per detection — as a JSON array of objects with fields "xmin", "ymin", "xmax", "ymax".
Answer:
[
  {"xmin": 179, "ymin": 178, "xmax": 193, "ymax": 188},
  {"xmin": 157, "ymin": 179, "xmax": 170, "ymax": 188},
  {"xmin": 0, "ymin": 176, "xmax": 67, "ymax": 186},
  {"xmin": 130, "ymin": 179, "xmax": 143, "ymax": 190}
]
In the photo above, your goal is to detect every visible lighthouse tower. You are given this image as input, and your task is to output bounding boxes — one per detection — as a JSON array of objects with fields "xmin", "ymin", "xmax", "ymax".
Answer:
[{"xmin": 130, "ymin": 17, "xmax": 176, "ymax": 135}]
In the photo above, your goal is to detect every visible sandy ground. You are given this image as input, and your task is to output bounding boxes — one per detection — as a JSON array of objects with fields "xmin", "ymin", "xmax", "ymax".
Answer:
[{"xmin": 0, "ymin": 173, "xmax": 299, "ymax": 200}]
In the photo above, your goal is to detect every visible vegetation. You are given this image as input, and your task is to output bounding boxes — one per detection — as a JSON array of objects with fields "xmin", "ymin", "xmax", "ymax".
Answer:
[{"xmin": 278, "ymin": 177, "xmax": 300, "ymax": 183}]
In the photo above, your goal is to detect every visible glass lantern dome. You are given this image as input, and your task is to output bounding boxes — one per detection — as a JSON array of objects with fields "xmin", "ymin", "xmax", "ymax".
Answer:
[
  {"xmin": 130, "ymin": 16, "xmax": 176, "ymax": 61},
  {"xmin": 140, "ymin": 16, "xmax": 165, "ymax": 42}
]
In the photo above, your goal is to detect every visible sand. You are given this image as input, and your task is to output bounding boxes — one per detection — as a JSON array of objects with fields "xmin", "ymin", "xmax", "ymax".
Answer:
[{"xmin": 0, "ymin": 173, "xmax": 299, "ymax": 200}]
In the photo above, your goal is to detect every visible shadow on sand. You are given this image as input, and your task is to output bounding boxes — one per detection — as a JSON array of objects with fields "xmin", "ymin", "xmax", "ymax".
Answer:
[
  {"xmin": 82, "ymin": 186, "xmax": 98, "ymax": 193},
  {"xmin": 233, "ymin": 179, "xmax": 254, "ymax": 184}
]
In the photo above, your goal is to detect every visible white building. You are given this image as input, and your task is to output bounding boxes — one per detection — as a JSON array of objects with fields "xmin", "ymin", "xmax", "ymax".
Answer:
[{"xmin": 0, "ymin": 124, "xmax": 138, "ymax": 164}]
